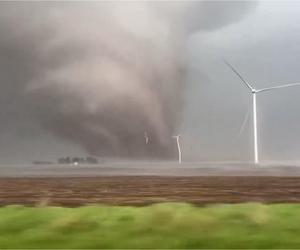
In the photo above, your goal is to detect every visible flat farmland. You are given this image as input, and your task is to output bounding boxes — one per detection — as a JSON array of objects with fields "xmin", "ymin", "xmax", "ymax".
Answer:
[{"xmin": 1, "ymin": 176, "xmax": 300, "ymax": 206}]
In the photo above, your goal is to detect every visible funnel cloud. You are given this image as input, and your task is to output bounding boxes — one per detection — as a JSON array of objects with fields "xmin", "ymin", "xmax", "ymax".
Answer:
[{"xmin": 0, "ymin": 1, "xmax": 257, "ymax": 161}]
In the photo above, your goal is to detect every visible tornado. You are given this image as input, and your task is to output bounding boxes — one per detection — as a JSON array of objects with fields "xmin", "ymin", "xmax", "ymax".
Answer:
[{"xmin": 0, "ymin": 1, "xmax": 257, "ymax": 159}]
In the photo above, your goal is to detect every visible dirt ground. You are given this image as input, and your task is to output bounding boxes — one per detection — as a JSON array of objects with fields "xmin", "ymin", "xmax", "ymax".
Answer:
[{"xmin": 1, "ymin": 176, "xmax": 300, "ymax": 206}]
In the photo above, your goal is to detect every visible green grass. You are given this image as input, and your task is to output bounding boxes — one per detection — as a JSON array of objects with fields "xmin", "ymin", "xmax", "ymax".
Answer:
[{"xmin": 1, "ymin": 203, "xmax": 300, "ymax": 248}]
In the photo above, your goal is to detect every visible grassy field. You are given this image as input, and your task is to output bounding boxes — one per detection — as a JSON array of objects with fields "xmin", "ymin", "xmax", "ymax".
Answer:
[{"xmin": 1, "ymin": 203, "xmax": 300, "ymax": 248}]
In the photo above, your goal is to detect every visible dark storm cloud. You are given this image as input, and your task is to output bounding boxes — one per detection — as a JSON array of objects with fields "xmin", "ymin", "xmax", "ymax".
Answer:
[
  {"xmin": 0, "ymin": 1, "xmax": 257, "ymax": 161},
  {"xmin": 185, "ymin": 1, "xmax": 257, "ymax": 32}
]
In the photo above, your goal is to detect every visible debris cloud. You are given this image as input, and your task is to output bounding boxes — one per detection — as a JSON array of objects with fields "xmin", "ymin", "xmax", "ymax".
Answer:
[{"xmin": 0, "ymin": 1, "xmax": 257, "ymax": 159}]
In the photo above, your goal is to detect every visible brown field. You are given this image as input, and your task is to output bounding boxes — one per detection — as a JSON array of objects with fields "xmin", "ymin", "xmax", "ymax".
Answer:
[{"xmin": 1, "ymin": 176, "xmax": 300, "ymax": 206}]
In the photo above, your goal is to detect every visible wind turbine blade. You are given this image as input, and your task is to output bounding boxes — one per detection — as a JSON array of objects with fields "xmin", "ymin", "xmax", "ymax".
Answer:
[
  {"xmin": 223, "ymin": 59, "xmax": 254, "ymax": 91},
  {"xmin": 257, "ymin": 82, "xmax": 300, "ymax": 93},
  {"xmin": 238, "ymin": 108, "xmax": 250, "ymax": 137}
]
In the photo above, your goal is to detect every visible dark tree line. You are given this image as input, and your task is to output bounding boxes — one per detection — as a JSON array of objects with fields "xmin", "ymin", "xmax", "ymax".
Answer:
[{"xmin": 58, "ymin": 157, "xmax": 98, "ymax": 165}]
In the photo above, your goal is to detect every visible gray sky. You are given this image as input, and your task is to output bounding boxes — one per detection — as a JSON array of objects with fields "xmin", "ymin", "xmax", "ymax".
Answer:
[
  {"xmin": 1, "ymin": 1, "xmax": 300, "ymax": 164},
  {"xmin": 183, "ymin": 1, "xmax": 300, "ymax": 163}
]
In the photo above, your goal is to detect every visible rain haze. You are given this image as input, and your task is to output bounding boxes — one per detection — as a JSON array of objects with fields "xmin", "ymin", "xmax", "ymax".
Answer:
[{"xmin": 0, "ymin": 1, "xmax": 299, "ymax": 165}]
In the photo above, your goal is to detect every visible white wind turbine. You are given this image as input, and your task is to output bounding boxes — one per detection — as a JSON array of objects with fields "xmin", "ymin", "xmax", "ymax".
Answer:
[
  {"xmin": 172, "ymin": 135, "xmax": 182, "ymax": 164},
  {"xmin": 224, "ymin": 59, "xmax": 300, "ymax": 164},
  {"xmin": 144, "ymin": 131, "xmax": 149, "ymax": 145}
]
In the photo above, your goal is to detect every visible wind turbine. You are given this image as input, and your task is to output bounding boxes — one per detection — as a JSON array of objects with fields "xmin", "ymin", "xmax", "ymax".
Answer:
[
  {"xmin": 172, "ymin": 135, "xmax": 182, "ymax": 164},
  {"xmin": 144, "ymin": 131, "xmax": 149, "ymax": 145},
  {"xmin": 224, "ymin": 59, "xmax": 300, "ymax": 164}
]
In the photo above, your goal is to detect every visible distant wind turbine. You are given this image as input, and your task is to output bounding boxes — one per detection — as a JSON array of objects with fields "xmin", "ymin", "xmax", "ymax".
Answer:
[
  {"xmin": 144, "ymin": 131, "xmax": 149, "ymax": 144},
  {"xmin": 172, "ymin": 135, "xmax": 182, "ymax": 164},
  {"xmin": 224, "ymin": 59, "xmax": 300, "ymax": 164}
]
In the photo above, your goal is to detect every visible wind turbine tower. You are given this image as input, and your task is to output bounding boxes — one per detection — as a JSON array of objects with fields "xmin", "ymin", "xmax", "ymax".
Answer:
[
  {"xmin": 172, "ymin": 135, "xmax": 182, "ymax": 164},
  {"xmin": 144, "ymin": 131, "xmax": 149, "ymax": 145},
  {"xmin": 224, "ymin": 59, "xmax": 300, "ymax": 164}
]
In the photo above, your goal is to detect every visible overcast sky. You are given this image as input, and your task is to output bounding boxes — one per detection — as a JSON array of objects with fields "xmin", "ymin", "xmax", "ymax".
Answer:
[
  {"xmin": 183, "ymin": 1, "xmax": 300, "ymax": 163},
  {"xmin": 1, "ymin": 1, "xmax": 300, "ymax": 164}
]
